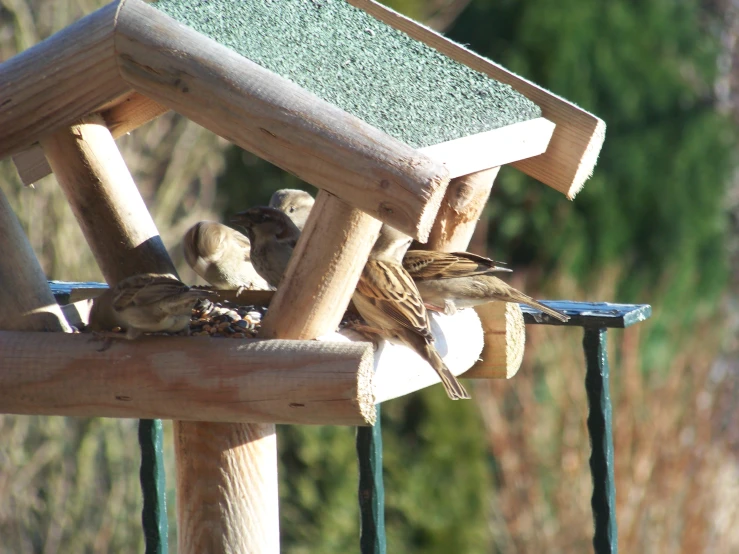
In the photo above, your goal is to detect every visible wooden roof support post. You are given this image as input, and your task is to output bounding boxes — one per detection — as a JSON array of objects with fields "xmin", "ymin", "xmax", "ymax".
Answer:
[
  {"xmin": 0, "ymin": 187, "xmax": 70, "ymax": 332},
  {"xmin": 424, "ymin": 168, "xmax": 525, "ymax": 379},
  {"xmin": 39, "ymin": 113, "xmax": 176, "ymax": 282},
  {"xmin": 174, "ymin": 190, "xmax": 381, "ymax": 554}
]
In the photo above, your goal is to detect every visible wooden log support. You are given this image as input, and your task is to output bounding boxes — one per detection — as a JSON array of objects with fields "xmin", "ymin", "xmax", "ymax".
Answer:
[
  {"xmin": 465, "ymin": 301, "xmax": 525, "ymax": 379},
  {"xmin": 0, "ymin": 2, "xmax": 129, "ymax": 160},
  {"xmin": 114, "ymin": 0, "xmax": 448, "ymax": 241},
  {"xmin": 424, "ymin": 168, "xmax": 526, "ymax": 379},
  {"xmin": 261, "ymin": 191, "xmax": 383, "ymax": 339},
  {"xmin": 0, "ymin": 188, "xmax": 70, "ymax": 332},
  {"xmin": 13, "ymin": 92, "xmax": 169, "ymax": 186},
  {"xmin": 40, "ymin": 113, "xmax": 176, "ymax": 282},
  {"xmin": 0, "ymin": 308, "xmax": 483, "ymax": 422},
  {"xmin": 347, "ymin": 0, "xmax": 605, "ymax": 198},
  {"xmin": 0, "ymin": 333, "xmax": 374, "ymax": 424}
]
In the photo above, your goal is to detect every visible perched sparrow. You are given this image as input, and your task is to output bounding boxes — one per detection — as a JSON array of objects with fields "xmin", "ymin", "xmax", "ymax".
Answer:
[
  {"xmin": 352, "ymin": 226, "xmax": 470, "ymax": 400},
  {"xmin": 230, "ymin": 207, "xmax": 301, "ymax": 288},
  {"xmin": 88, "ymin": 273, "xmax": 214, "ymax": 340},
  {"xmin": 403, "ymin": 250, "xmax": 511, "ymax": 279},
  {"xmin": 403, "ymin": 249, "xmax": 568, "ymax": 321},
  {"xmin": 183, "ymin": 221, "xmax": 271, "ymax": 292},
  {"xmin": 268, "ymin": 189, "xmax": 315, "ymax": 230}
]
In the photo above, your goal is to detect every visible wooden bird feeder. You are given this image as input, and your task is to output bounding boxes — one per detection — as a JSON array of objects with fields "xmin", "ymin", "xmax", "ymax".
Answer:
[{"xmin": 0, "ymin": 1, "xmax": 605, "ymax": 552}]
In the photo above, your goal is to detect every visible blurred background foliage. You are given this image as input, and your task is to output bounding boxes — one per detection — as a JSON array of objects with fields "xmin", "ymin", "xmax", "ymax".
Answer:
[{"xmin": 1, "ymin": 0, "xmax": 738, "ymax": 552}]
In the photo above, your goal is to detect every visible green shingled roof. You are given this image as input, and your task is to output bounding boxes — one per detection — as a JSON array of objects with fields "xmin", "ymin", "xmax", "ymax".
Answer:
[{"xmin": 154, "ymin": 0, "xmax": 541, "ymax": 148}]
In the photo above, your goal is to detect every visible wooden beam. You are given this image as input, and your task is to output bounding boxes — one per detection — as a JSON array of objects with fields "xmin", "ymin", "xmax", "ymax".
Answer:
[
  {"xmin": 465, "ymin": 301, "xmax": 525, "ymax": 379},
  {"xmin": 426, "ymin": 167, "xmax": 501, "ymax": 252},
  {"xmin": 12, "ymin": 92, "xmax": 169, "ymax": 186},
  {"xmin": 347, "ymin": 0, "xmax": 606, "ymax": 199},
  {"xmin": 419, "ymin": 118, "xmax": 555, "ymax": 179},
  {"xmin": 0, "ymin": 1, "xmax": 129, "ymax": 161},
  {"xmin": 0, "ymin": 332, "xmax": 374, "ymax": 424},
  {"xmin": 39, "ymin": 113, "xmax": 176, "ymax": 283},
  {"xmin": 424, "ymin": 168, "xmax": 525, "ymax": 378},
  {"xmin": 114, "ymin": 0, "xmax": 449, "ymax": 241},
  {"xmin": 0, "ymin": 187, "xmax": 70, "ymax": 332},
  {"xmin": 0, "ymin": 308, "xmax": 485, "ymax": 421}
]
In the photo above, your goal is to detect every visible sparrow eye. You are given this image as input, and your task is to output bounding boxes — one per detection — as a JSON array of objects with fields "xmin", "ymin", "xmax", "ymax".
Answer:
[{"xmin": 289, "ymin": 207, "xmax": 295, "ymax": 213}]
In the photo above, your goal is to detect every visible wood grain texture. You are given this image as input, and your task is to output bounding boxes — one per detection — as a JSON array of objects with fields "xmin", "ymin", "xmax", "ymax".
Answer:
[
  {"xmin": 0, "ymin": 332, "xmax": 374, "ymax": 424},
  {"xmin": 426, "ymin": 167, "xmax": 500, "ymax": 252},
  {"xmin": 175, "ymin": 420, "xmax": 278, "ymax": 554},
  {"xmin": 419, "ymin": 118, "xmax": 555, "ymax": 179},
  {"xmin": 0, "ymin": 187, "xmax": 70, "ymax": 332},
  {"xmin": 347, "ymin": 0, "xmax": 605, "ymax": 198},
  {"xmin": 13, "ymin": 92, "xmax": 169, "ymax": 186},
  {"xmin": 114, "ymin": 0, "xmax": 449, "ymax": 241},
  {"xmin": 466, "ymin": 301, "xmax": 525, "ymax": 379},
  {"xmin": 0, "ymin": 1, "xmax": 129, "ymax": 160},
  {"xmin": 40, "ymin": 113, "xmax": 176, "ymax": 284},
  {"xmin": 260, "ymin": 191, "xmax": 382, "ymax": 342},
  {"xmin": 424, "ymin": 168, "xmax": 525, "ymax": 378}
]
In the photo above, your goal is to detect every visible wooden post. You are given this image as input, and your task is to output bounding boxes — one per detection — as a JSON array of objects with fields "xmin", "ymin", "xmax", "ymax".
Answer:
[
  {"xmin": 0, "ymin": 187, "xmax": 70, "ymax": 332},
  {"xmin": 39, "ymin": 113, "xmax": 175, "ymax": 283},
  {"xmin": 174, "ymin": 190, "xmax": 381, "ymax": 554},
  {"xmin": 260, "ymin": 191, "xmax": 383, "ymax": 338},
  {"xmin": 424, "ymin": 168, "xmax": 526, "ymax": 379}
]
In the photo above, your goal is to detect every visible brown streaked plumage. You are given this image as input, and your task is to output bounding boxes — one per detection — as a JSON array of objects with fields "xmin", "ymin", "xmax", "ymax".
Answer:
[
  {"xmin": 88, "ymin": 273, "xmax": 214, "ymax": 340},
  {"xmin": 402, "ymin": 250, "xmax": 510, "ymax": 280},
  {"xmin": 230, "ymin": 206, "xmax": 301, "ymax": 288},
  {"xmin": 352, "ymin": 226, "xmax": 470, "ymax": 400},
  {"xmin": 268, "ymin": 189, "xmax": 315, "ymax": 231},
  {"xmin": 183, "ymin": 221, "xmax": 271, "ymax": 291},
  {"xmin": 412, "ymin": 273, "xmax": 570, "ymax": 322}
]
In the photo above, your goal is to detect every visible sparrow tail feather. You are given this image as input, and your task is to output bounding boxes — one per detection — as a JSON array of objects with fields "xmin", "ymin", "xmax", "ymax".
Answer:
[
  {"xmin": 513, "ymin": 294, "xmax": 569, "ymax": 322},
  {"xmin": 423, "ymin": 344, "xmax": 470, "ymax": 400}
]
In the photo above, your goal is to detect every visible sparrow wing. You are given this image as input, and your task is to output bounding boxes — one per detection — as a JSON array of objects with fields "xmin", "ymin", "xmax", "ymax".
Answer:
[
  {"xmin": 113, "ymin": 274, "xmax": 188, "ymax": 310},
  {"xmin": 403, "ymin": 250, "xmax": 509, "ymax": 280},
  {"xmin": 356, "ymin": 260, "xmax": 433, "ymax": 340}
]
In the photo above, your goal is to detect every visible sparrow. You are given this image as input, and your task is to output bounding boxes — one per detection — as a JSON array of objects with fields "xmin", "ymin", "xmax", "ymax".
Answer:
[
  {"xmin": 268, "ymin": 189, "xmax": 315, "ymax": 230},
  {"xmin": 352, "ymin": 225, "xmax": 471, "ymax": 400},
  {"xmin": 88, "ymin": 273, "xmax": 215, "ymax": 340},
  {"xmin": 404, "ymin": 252, "xmax": 569, "ymax": 321},
  {"xmin": 183, "ymin": 221, "xmax": 272, "ymax": 292},
  {"xmin": 403, "ymin": 250, "xmax": 511, "ymax": 279},
  {"xmin": 230, "ymin": 206, "xmax": 301, "ymax": 288}
]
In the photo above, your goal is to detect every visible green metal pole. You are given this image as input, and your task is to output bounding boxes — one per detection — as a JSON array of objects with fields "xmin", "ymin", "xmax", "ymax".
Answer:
[
  {"xmin": 357, "ymin": 405, "xmax": 386, "ymax": 554},
  {"xmin": 583, "ymin": 328, "xmax": 618, "ymax": 554},
  {"xmin": 139, "ymin": 419, "xmax": 169, "ymax": 554}
]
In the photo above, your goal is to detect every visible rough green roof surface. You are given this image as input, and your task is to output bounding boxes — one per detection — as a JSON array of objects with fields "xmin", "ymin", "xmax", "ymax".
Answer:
[{"xmin": 154, "ymin": 0, "xmax": 541, "ymax": 148}]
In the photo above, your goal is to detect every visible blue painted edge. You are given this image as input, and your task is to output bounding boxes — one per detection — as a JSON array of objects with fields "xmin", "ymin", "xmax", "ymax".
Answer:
[
  {"xmin": 521, "ymin": 301, "xmax": 652, "ymax": 328},
  {"xmin": 48, "ymin": 281, "xmax": 651, "ymax": 329}
]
